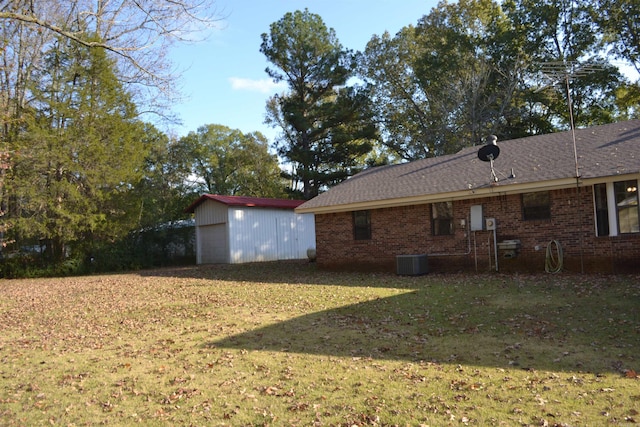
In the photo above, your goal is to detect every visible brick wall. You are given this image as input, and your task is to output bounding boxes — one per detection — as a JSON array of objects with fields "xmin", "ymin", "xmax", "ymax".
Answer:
[{"xmin": 315, "ymin": 186, "xmax": 640, "ymax": 273}]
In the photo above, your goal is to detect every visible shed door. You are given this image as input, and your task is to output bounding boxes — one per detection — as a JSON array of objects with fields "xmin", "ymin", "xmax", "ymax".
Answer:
[{"xmin": 199, "ymin": 224, "xmax": 228, "ymax": 264}]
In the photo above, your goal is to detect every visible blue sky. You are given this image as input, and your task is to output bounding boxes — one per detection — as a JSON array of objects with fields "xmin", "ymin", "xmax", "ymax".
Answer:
[{"xmin": 167, "ymin": 0, "xmax": 439, "ymax": 139}]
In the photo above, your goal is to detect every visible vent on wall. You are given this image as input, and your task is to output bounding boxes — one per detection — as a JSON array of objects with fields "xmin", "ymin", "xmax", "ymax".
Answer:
[{"xmin": 396, "ymin": 254, "xmax": 428, "ymax": 275}]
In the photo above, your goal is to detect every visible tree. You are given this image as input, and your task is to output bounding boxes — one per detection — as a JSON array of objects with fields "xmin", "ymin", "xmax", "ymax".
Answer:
[
  {"xmin": 358, "ymin": 0, "xmax": 633, "ymax": 162},
  {"xmin": 357, "ymin": 28, "xmax": 430, "ymax": 161},
  {"xmin": 130, "ymin": 124, "xmax": 197, "ymax": 230},
  {"xmin": 592, "ymin": 0, "xmax": 640, "ymax": 120},
  {"xmin": 504, "ymin": 0, "xmax": 623, "ymax": 129},
  {"xmin": 0, "ymin": 0, "xmax": 219, "ymax": 111},
  {"xmin": 0, "ymin": 1, "xmax": 221, "ymax": 258},
  {"xmin": 5, "ymin": 34, "xmax": 149, "ymax": 262},
  {"xmin": 359, "ymin": 0, "xmax": 528, "ymax": 160},
  {"xmin": 261, "ymin": 9, "xmax": 376, "ymax": 199},
  {"xmin": 594, "ymin": 0, "xmax": 640, "ymax": 74},
  {"xmin": 0, "ymin": 0, "xmax": 221, "ymax": 198},
  {"xmin": 180, "ymin": 124, "xmax": 286, "ymax": 198},
  {"xmin": 0, "ymin": 2, "xmax": 55, "ymax": 227}
]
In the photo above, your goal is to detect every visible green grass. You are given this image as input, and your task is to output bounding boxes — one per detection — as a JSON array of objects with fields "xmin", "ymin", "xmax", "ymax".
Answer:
[{"xmin": 0, "ymin": 262, "xmax": 638, "ymax": 426}]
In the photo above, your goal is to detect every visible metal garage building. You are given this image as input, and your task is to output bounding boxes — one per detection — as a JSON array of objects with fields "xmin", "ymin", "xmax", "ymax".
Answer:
[{"xmin": 185, "ymin": 194, "xmax": 316, "ymax": 264}]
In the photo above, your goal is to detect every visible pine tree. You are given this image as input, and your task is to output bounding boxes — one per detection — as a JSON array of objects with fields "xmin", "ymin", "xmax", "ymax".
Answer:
[
  {"xmin": 261, "ymin": 10, "xmax": 376, "ymax": 199},
  {"xmin": 7, "ymin": 34, "xmax": 148, "ymax": 262}
]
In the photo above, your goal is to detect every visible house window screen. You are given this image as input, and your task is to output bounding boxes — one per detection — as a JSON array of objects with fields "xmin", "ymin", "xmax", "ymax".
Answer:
[
  {"xmin": 353, "ymin": 210, "xmax": 371, "ymax": 240},
  {"xmin": 522, "ymin": 191, "xmax": 551, "ymax": 220},
  {"xmin": 432, "ymin": 202, "xmax": 453, "ymax": 236},
  {"xmin": 614, "ymin": 180, "xmax": 639, "ymax": 234}
]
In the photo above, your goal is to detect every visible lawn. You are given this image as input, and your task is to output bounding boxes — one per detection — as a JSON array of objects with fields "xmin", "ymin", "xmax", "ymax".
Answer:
[{"xmin": 0, "ymin": 262, "xmax": 638, "ymax": 426}]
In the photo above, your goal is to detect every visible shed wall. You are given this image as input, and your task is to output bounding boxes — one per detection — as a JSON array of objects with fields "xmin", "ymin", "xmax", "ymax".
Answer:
[
  {"xmin": 227, "ymin": 207, "xmax": 315, "ymax": 263},
  {"xmin": 194, "ymin": 200, "xmax": 227, "ymax": 226}
]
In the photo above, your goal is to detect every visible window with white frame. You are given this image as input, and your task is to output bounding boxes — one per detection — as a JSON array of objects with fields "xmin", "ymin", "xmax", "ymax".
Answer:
[
  {"xmin": 614, "ymin": 180, "xmax": 639, "ymax": 233},
  {"xmin": 593, "ymin": 180, "xmax": 639, "ymax": 236}
]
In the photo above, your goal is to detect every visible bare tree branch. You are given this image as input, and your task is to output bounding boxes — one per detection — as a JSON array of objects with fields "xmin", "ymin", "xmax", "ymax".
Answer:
[{"xmin": 0, "ymin": 0, "xmax": 223, "ymax": 122}]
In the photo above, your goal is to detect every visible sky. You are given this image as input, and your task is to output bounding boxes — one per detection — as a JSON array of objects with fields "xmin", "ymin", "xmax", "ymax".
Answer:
[{"xmin": 167, "ymin": 0, "xmax": 439, "ymax": 140}]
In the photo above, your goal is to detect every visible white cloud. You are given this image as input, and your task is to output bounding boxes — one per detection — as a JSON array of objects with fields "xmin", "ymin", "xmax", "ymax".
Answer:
[{"xmin": 229, "ymin": 77, "xmax": 286, "ymax": 94}]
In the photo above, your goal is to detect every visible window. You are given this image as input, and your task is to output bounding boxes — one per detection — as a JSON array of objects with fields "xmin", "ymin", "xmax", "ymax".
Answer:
[
  {"xmin": 432, "ymin": 202, "xmax": 453, "ymax": 236},
  {"xmin": 353, "ymin": 210, "xmax": 371, "ymax": 240},
  {"xmin": 592, "ymin": 180, "xmax": 639, "ymax": 236},
  {"xmin": 614, "ymin": 180, "xmax": 639, "ymax": 234},
  {"xmin": 522, "ymin": 191, "xmax": 551, "ymax": 220}
]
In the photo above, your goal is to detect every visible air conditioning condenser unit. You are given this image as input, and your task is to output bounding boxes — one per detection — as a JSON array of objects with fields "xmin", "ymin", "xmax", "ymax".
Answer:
[{"xmin": 396, "ymin": 254, "xmax": 428, "ymax": 275}]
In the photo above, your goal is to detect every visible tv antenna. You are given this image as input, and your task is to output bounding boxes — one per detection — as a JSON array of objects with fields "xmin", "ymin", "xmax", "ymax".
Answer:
[
  {"xmin": 537, "ymin": 60, "xmax": 602, "ymax": 179},
  {"xmin": 477, "ymin": 135, "xmax": 500, "ymax": 183},
  {"xmin": 537, "ymin": 60, "xmax": 601, "ymax": 275}
]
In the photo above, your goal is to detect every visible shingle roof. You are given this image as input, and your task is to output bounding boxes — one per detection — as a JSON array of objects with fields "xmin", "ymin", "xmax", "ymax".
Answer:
[
  {"xmin": 185, "ymin": 194, "xmax": 305, "ymax": 213},
  {"xmin": 297, "ymin": 120, "xmax": 640, "ymax": 213}
]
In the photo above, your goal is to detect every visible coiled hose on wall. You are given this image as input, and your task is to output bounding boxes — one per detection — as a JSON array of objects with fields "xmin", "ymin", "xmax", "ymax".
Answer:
[{"xmin": 545, "ymin": 239, "xmax": 563, "ymax": 273}]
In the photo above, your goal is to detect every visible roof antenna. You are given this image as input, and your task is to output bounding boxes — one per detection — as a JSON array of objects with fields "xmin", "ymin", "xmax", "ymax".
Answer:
[{"xmin": 477, "ymin": 135, "xmax": 500, "ymax": 183}]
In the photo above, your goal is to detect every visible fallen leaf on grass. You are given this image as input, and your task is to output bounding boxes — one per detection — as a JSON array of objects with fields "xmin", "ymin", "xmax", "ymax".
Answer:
[
  {"xmin": 265, "ymin": 386, "xmax": 278, "ymax": 395},
  {"xmin": 162, "ymin": 388, "xmax": 200, "ymax": 404},
  {"xmin": 288, "ymin": 401, "xmax": 309, "ymax": 412},
  {"xmin": 257, "ymin": 385, "xmax": 295, "ymax": 398}
]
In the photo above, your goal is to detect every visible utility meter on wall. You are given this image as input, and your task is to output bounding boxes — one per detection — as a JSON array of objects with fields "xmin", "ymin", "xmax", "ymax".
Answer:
[{"xmin": 485, "ymin": 218, "xmax": 496, "ymax": 230}]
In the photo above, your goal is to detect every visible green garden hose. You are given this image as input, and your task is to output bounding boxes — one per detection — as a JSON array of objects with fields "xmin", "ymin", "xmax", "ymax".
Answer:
[{"xmin": 545, "ymin": 239, "xmax": 563, "ymax": 273}]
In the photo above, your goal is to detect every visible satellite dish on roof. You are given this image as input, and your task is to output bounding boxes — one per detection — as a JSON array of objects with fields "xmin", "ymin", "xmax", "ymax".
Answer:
[
  {"xmin": 477, "ymin": 135, "xmax": 500, "ymax": 182},
  {"xmin": 477, "ymin": 135, "xmax": 500, "ymax": 162}
]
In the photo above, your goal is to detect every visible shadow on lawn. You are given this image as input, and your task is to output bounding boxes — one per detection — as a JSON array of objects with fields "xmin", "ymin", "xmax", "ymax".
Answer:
[{"xmin": 143, "ymin": 262, "xmax": 639, "ymax": 374}]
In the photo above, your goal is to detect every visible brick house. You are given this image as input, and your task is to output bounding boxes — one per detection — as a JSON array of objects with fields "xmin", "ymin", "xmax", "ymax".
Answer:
[{"xmin": 295, "ymin": 120, "xmax": 640, "ymax": 274}]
